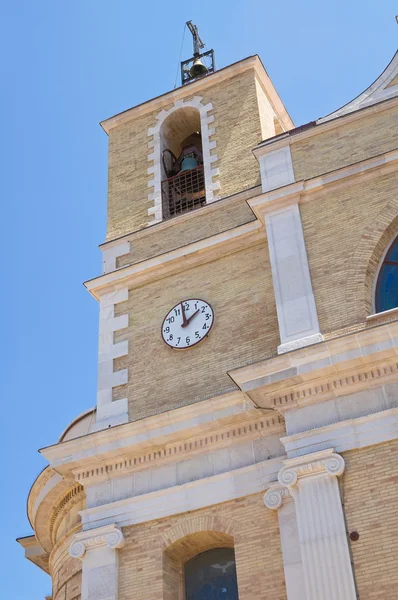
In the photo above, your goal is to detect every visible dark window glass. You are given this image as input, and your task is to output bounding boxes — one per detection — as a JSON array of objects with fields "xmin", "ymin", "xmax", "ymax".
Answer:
[
  {"xmin": 376, "ymin": 238, "xmax": 398, "ymax": 313},
  {"xmin": 184, "ymin": 548, "xmax": 239, "ymax": 600}
]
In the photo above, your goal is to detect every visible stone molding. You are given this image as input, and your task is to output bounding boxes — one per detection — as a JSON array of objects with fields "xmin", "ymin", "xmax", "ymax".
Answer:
[
  {"xmin": 69, "ymin": 524, "xmax": 125, "ymax": 559},
  {"xmin": 278, "ymin": 449, "xmax": 345, "ymax": 489},
  {"xmin": 100, "ymin": 55, "xmax": 294, "ymax": 134},
  {"xmin": 282, "ymin": 406, "xmax": 398, "ymax": 458},
  {"xmin": 147, "ymin": 96, "xmax": 220, "ymax": 224},
  {"xmin": 79, "ymin": 456, "xmax": 283, "ymax": 531},
  {"xmin": 229, "ymin": 319, "xmax": 398, "ymax": 413},
  {"xmin": 84, "ymin": 220, "xmax": 262, "ymax": 301},
  {"xmin": 74, "ymin": 413, "xmax": 283, "ymax": 485},
  {"xmin": 249, "ymin": 147, "xmax": 398, "ymax": 218}
]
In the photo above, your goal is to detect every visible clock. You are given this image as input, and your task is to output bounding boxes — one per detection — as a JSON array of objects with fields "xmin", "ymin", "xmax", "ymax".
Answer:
[{"xmin": 161, "ymin": 299, "xmax": 214, "ymax": 349}]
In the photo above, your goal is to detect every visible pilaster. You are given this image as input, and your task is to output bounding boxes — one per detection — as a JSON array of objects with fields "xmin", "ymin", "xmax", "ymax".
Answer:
[
  {"xmin": 69, "ymin": 524, "xmax": 125, "ymax": 600},
  {"xmin": 278, "ymin": 449, "xmax": 356, "ymax": 600},
  {"xmin": 264, "ymin": 485, "xmax": 305, "ymax": 600}
]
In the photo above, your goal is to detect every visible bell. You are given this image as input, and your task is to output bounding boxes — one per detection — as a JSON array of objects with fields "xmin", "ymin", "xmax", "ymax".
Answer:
[
  {"xmin": 180, "ymin": 155, "xmax": 199, "ymax": 172},
  {"xmin": 189, "ymin": 57, "xmax": 208, "ymax": 78}
]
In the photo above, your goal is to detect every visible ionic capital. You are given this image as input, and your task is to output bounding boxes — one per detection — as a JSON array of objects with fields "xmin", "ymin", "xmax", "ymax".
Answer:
[
  {"xmin": 263, "ymin": 484, "xmax": 292, "ymax": 510},
  {"xmin": 69, "ymin": 523, "xmax": 125, "ymax": 559},
  {"xmin": 278, "ymin": 449, "xmax": 345, "ymax": 489}
]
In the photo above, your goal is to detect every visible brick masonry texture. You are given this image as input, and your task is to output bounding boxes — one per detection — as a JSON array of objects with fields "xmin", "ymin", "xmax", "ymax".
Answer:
[
  {"xmin": 291, "ymin": 104, "xmax": 398, "ymax": 182},
  {"xmin": 301, "ymin": 170, "xmax": 398, "ymax": 334},
  {"xmin": 116, "ymin": 197, "xmax": 256, "ymax": 269},
  {"xmin": 343, "ymin": 440, "xmax": 398, "ymax": 599},
  {"xmin": 118, "ymin": 492, "xmax": 287, "ymax": 600},
  {"xmin": 106, "ymin": 68, "xmax": 266, "ymax": 241},
  {"xmin": 114, "ymin": 242, "xmax": 279, "ymax": 420},
  {"xmin": 51, "ymin": 551, "xmax": 81, "ymax": 600}
]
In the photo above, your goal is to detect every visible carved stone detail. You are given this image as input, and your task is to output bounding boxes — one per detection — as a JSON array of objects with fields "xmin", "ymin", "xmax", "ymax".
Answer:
[
  {"xmin": 263, "ymin": 485, "xmax": 291, "ymax": 510},
  {"xmin": 278, "ymin": 449, "xmax": 345, "ymax": 489},
  {"xmin": 69, "ymin": 524, "xmax": 125, "ymax": 559}
]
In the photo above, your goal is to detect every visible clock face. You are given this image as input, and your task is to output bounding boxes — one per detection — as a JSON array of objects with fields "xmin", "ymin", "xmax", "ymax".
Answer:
[{"xmin": 161, "ymin": 299, "xmax": 214, "ymax": 349}]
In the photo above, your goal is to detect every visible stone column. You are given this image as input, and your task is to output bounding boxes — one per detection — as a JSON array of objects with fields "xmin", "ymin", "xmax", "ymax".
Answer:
[
  {"xmin": 69, "ymin": 524, "xmax": 125, "ymax": 600},
  {"xmin": 264, "ymin": 485, "xmax": 305, "ymax": 600},
  {"xmin": 278, "ymin": 449, "xmax": 356, "ymax": 600}
]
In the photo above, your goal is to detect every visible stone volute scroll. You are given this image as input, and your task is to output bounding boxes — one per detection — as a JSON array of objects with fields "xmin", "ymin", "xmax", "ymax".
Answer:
[{"xmin": 69, "ymin": 523, "xmax": 125, "ymax": 559}]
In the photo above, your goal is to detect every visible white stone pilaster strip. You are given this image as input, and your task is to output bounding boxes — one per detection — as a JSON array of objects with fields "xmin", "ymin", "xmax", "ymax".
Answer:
[
  {"xmin": 264, "ymin": 202, "xmax": 323, "ymax": 353},
  {"xmin": 147, "ymin": 97, "xmax": 219, "ymax": 224},
  {"xmin": 69, "ymin": 524, "xmax": 125, "ymax": 600},
  {"xmin": 101, "ymin": 241, "xmax": 131, "ymax": 275},
  {"xmin": 259, "ymin": 146, "xmax": 295, "ymax": 193},
  {"xmin": 264, "ymin": 485, "xmax": 305, "ymax": 600},
  {"xmin": 95, "ymin": 289, "xmax": 129, "ymax": 431},
  {"xmin": 278, "ymin": 449, "xmax": 356, "ymax": 600}
]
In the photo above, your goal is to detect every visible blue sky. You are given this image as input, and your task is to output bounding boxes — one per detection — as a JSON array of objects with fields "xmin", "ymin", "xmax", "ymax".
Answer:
[{"xmin": 0, "ymin": 1, "xmax": 396, "ymax": 598}]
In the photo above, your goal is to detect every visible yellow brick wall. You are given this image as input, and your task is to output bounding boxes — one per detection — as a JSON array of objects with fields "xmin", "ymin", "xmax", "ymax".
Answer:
[
  {"xmin": 106, "ymin": 69, "xmax": 265, "ymax": 242},
  {"xmin": 291, "ymin": 104, "xmax": 398, "ymax": 182},
  {"xmin": 114, "ymin": 241, "xmax": 279, "ymax": 420},
  {"xmin": 119, "ymin": 492, "xmax": 287, "ymax": 600},
  {"xmin": 51, "ymin": 546, "xmax": 81, "ymax": 600},
  {"xmin": 301, "ymin": 170, "xmax": 398, "ymax": 334},
  {"xmin": 116, "ymin": 197, "xmax": 256, "ymax": 269},
  {"xmin": 343, "ymin": 440, "xmax": 398, "ymax": 599}
]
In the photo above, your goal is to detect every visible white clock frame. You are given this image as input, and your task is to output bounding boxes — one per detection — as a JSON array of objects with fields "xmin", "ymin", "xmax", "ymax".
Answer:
[{"xmin": 161, "ymin": 298, "xmax": 214, "ymax": 349}]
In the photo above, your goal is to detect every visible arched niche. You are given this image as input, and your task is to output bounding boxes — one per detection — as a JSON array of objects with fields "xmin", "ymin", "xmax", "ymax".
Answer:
[{"xmin": 163, "ymin": 530, "xmax": 236, "ymax": 600}]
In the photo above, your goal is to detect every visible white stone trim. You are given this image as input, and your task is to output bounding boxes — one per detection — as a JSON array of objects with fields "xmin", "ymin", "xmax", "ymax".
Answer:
[
  {"xmin": 85, "ymin": 220, "xmax": 262, "ymax": 300},
  {"xmin": 80, "ymin": 456, "xmax": 283, "ymax": 530},
  {"xmin": 318, "ymin": 51, "xmax": 398, "ymax": 123},
  {"xmin": 101, "ymin": 241, "xmax": 130, "ymax": 275},
  {"xmin": 258, "ymin": 146, "xmax": 295, "ymax": 193},
  {"xmin": 70, "ymin": 524, "xmax": 124, "ymax": 600},
  {"xmin": 282, "ymin": 406, "xmax": 398, "ymax": 458},
  {"xmin": 370, "ymin": 229, "xmax": 398, "ymax": 314},
  {"xmin": 367, "ymin": 305, "xmax": 398, "ymax": 321},
  {"xmin": 147, "ymin": 96, "xmax": 219, "ymax": 224},
  {"xmin": 264, "ymin": 485, "xmax": 305, "ymax": 600},
  {"xmin": 250, "ymin": 148, "xmax": 398, "ymax": 215},
  {"xmin": 264, "ymin": 203, "xmax": 323, "ymax": 353},
  {"xmin": 278, "ymin": 450, "xmax": 357, "ymax": 600},
  {"xmin": 95, "ymin": 288, "xmax": 129, "ymax": 431}
]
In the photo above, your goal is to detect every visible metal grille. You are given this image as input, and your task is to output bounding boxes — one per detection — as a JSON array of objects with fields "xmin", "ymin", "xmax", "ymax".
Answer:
[{"xmin": 161, "ymin": 165, "xmax": 206, "ymax": 220}]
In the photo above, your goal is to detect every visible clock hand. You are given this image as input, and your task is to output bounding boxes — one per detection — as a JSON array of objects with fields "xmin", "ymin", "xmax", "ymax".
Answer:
[
  {"xmin": 183, "ymin": 309, "xmax": 200, "ymax": 327},
  {"xmin": 181, "ymin": 302, "xmax": 188, "ymax": 327}
]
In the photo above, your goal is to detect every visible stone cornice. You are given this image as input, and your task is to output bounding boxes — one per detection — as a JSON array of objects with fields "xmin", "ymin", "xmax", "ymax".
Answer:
[
  {"xmin": 73, "ymin": 412, "xmax": 283, "ymax": 485},
  {"xmin": 228, "ymin": 319, "xmax": 398, "ymax": 413},
  {"xmin": 40, "ymin": 392, "xmax": 275, "ymax": 475},
  {"xmin": 253, "ymin": 94, "xmax": 398, "ymax": 157},
  {"xmin": 278, "ymin": 449, "xmax": 345, "ymax": 488},
  {"xmin": 69, "ymin": 524, "xmax": 125, "ymax": 559},
  {"xmin": 100, "ymin": 55, "xmax": 294, "ymax": 134},
  {"xmin": 84, "ymin": 220, "xmax": 263, "ymax": 300},
  {"xmin": 249, "ymin": 148, "xmax": 398, "ymax": 219}
]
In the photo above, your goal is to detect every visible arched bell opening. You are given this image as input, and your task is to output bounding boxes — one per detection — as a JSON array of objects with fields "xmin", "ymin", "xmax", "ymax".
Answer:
[{"xmin": 160, "ymin": 106, "xmax": 206, "ymax": 220}]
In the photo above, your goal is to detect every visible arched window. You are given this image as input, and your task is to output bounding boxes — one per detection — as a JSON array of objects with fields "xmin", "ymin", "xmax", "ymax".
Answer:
[
  {"xmin": 184, "ymin": 548, "xmax": 239, "ymax": 600},
  {"xmin": 376, "ymin": 236, "xmax": 398, "ymax": 313}
]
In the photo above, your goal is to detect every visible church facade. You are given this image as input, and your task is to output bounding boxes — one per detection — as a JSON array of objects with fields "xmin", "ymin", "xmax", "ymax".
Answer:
[{"xmin": 18, "ymin": 32, "xmax": 398, "ymax": 600}]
